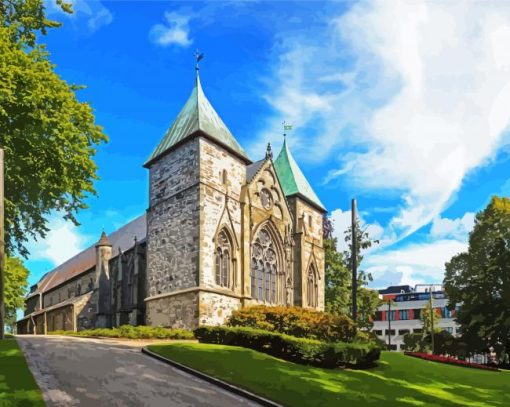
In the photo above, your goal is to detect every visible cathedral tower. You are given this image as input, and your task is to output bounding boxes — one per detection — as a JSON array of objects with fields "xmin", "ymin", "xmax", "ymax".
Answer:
[
  {"xmin": 144, "ymin": 72, "xmax": 251, "ymax": 328},
  {"xmin": 274, "ymin": 138, "xmax": 326, "ymax": 310}
]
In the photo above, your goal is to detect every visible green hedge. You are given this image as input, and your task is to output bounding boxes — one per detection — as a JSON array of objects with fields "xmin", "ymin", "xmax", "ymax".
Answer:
[
  {"xmin": 49, "ymin": 325, "xmax": 194, "ymax": 340},
  {"xmin": 194, "ymin": 325, "xmax": 380, "ymax": 368},
  {"xmin": 227, "ymin": 305, "xmax": 356, "ymax": 342}
]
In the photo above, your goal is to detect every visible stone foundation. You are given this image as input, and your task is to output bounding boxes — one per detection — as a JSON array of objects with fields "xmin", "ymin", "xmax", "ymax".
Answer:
[{"xmin": 146, "ymin": 291, "xmax": 199, "ymax": 329}]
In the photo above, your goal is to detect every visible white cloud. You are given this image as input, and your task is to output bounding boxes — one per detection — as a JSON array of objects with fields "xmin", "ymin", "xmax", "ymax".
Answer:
[
  {"xmin": 45, "ymin": 0, "xmax": 113, "ymax": 32},
  {"xmin": 365, "ymin": 239, "xmax": 468, "ymax": 288},
  {"xmin": 430, "ymin": 212, "xmax": 475, "ymax": 240},
  {"xmin": 330, "ymin": 207, "xmax": 386, "ymax": 254},
  {"xmin": 255, "ymin": 0, "xmax": 510, "ymax": 240},
  {"xmin": 26, "ymin": 217, "xmax": 90, "ymax": 266},
  {"xmin": 150, "ymin": 11, "xmax": 193, "ymax": 48}
]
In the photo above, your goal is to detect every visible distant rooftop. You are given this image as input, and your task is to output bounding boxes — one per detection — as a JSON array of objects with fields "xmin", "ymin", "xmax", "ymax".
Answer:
[{"xmin": 33, "ymin": 214, "xmax": 146, "ymax": 295}]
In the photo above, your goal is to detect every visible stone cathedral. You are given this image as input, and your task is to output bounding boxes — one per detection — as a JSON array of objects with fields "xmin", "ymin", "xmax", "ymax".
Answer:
[{"xmin": 17, "ymin": 72, "xmax": 326, "ymax": 334}]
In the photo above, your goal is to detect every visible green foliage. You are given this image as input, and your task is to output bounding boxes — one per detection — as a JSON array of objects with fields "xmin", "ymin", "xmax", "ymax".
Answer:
[
  {"xmin": 0, "ymin": 3, "xmax": 107, "ymax": 257},
  {"xmin": 148, "ymin": 345, "xmax": 510, "ymax": 407},
  {"xmin": 402, "ymin": 332, "xmax": 430, "ymax": 353},
  {"xmin": 323, "ymin": 215, "xmax": 382, "ymax": 327},
  {"xmin": 48, "ymin": 325, "xmax": 194, "ymax": 340},
  {"xmin": 0, "ymin": 339, "xmax": 45, "ymax": 405},
  {"xmin": 324, "ymin": 237, "xmax": 351, "ymax": 315},
  {"xmin": 444, "ymin": 196, "xmax": 510, "ymax": 355},
  {"xmin": 403, "ymin": 330, "xmax": 460, "ymax": 356},
  {"xmin": 194, "ymin": 325, "xmax": 381, "ymax": 368},
  {"xmin": 227, "ymin": 305, "xmax": 357, "ymax": 342},
  {"xmin": 4, "ymin": 257, "xmax": 29, "ymax": 332},
  {"xmin": 0, "ymin": 0, "xmax": 73, "ymax": 47},
  {"xmin": 343, "ymin": 218, "xmax": 380, "ymax": 272},
  {"xmin": 421, "ymin": 300, "xmax": 440, "ymax": 337}
]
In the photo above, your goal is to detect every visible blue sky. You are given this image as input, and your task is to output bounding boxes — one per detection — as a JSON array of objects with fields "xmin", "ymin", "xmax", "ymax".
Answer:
[{"xmin": 25, "ymin": 0, "xmax": 510, "ymax": 291}]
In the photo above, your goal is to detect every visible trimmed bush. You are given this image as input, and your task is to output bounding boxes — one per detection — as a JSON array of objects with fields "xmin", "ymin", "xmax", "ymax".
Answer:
[
  {"xmin": 227, "ymin": 305, "xmax": 356, "ymax": 342},
  {"xmin": 49, "ymin": 325, "xmax": 194, "ymax": 340},
  {"xmin": 194, "ymin": 325, "xmax": 380, "ymax": 368}
]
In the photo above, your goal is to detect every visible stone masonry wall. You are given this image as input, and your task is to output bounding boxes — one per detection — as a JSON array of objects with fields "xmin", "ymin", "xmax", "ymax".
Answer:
[
  {"xmin": 147, "ymin": 139, "xmax": 201, "ymax": 298},
  {"xmin": 294, "ymin": 198, "xmax": 325, "ymax": 310},
  {"xmin": 243, "ymin": 160, "xmax": 295, "ymax": 306},
  {"xmin": 146, "ymin": 291, "xmax": 199, "ymax": 328},
  {"xmin": 199, "ymin": 291, "xmax": 241, "ymax": 326},
  {"xmin": 198, "ymin": 137, "xmax": 245, "ymax": 292},
  {"xmin": 43, "ymin": 269, "xmax": 95, "ymax": 309}
]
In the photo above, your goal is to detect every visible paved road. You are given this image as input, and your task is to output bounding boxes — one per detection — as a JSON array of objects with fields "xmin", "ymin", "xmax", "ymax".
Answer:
[{"xmin": 17, "ymin": 335, "xmax": 260, "ymax": 407}]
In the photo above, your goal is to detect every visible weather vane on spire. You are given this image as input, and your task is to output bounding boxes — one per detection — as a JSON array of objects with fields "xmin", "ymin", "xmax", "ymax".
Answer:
[
  {"xmin": 283, "ymin": 121, "xmax": 292, "ymax": 138},
  {"xmin": 195, "ymin": 49, "xmax": 204, "ymax": 73}
]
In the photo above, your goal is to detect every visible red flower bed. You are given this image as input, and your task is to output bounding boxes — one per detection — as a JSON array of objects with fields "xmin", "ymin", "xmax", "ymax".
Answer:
[{"xmin": 404, "ymin": 352, "xmax": 500, "ymax": 372}]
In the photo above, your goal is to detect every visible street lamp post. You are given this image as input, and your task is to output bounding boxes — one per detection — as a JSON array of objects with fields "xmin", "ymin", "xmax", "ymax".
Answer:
[
  {"xmin": 387, "ymin": 299, "xmax": 392, "ymax": 351},
  {"xmin": 429, "ymin": 284, "xmax": 435, "ymax": 355}
]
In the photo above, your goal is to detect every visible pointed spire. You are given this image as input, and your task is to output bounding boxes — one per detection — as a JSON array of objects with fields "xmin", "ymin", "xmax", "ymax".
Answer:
[
  {"xmin": 266, "ymin": 142, "xmax": 273, "ymax": 160},
  {"xmin": 274, "ymin": 137, "xmax": 326, "ymax": 212},
  {"xmin": 96, "ymin": 230, "xmax": 112, "ymax": 247},
  {"xmin": 144, "ymin": 62, "xmax": 251, "ymax": 167}
]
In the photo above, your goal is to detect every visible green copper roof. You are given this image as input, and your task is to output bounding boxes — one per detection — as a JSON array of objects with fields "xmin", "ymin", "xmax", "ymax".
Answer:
[
  {"xmin": 145, "ymin": 75, "xmax": 250, "ymax": 166},
  {"xmin": 274, "ymin": 138, "xmax": 326, "ymax": 212}
]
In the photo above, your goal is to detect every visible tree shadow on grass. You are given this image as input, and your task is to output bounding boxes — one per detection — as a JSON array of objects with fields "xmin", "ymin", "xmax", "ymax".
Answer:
[
  {"xmin": 152, "ymin": 344, "xmax": 510, "ymax": 407},
  {"xmin": 0, "ymin": 339, "xmax": 45, "ymax": 407}
]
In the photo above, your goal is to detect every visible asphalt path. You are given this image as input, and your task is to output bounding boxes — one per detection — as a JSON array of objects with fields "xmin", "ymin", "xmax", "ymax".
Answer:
[{"xmin": 17, "ymin": 335, "xmax": 260, "ymax": 407}]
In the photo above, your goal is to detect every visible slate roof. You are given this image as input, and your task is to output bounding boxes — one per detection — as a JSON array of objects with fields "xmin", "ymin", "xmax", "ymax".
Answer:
[
  {"xmin": 34, "ymin": 214, "xmax": 147, "ymax": 294},
  {"xmin": 145, "ymin": 74, "xmax": 251, "ymax": 166},
  {"xmin": 246, "ymin": 159, "xmax": 265, "ymax": 183},
  {"xmin": 273, "ymin": 138, "xmax": 326, "ymax": 212}
]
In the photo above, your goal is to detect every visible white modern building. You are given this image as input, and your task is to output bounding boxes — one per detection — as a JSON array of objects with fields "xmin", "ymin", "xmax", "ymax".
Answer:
[{"xmin": 372, "ymin": 285, "xmax": 460, "ymax": 351}]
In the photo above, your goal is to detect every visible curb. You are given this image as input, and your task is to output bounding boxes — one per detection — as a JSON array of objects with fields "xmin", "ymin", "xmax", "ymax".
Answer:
[{"xmin": 141, "ymin": 347, "xmax": 282, "ymax": 407}]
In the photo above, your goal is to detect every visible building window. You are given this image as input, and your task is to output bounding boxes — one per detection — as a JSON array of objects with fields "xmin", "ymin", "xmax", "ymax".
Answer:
[
  {"xmin": 389, "ymin": 344, "xmax": 397, "ymax": 351},
  {"xmin": 374, "ymin": 311, "xmax": 383, "ymax": 321},
  {"xmin": 398, "ymin": 329, "xmax": 410, "ymax": 335},
  {"xmin": 444, "ymin": 327, "xmax": 454, "ymax": 334},
  {"xmin": 400, "ymin": 309, "xmax": 409, "ymax": 320},
  {"xmin": 75, "ymin": 282, "xmax": 81, "ymax": 296},
  {"xmin": 442, "ymin": 307, "xmax": 453, "ymax": 318},
  {"xmin": 215, "ymin": 229, "xmax": 232, "ymax": 288},
  {"xmin": 308, "ymin": 214, "xmax": 312, "ymax": 229},
  {"xmin": 251, "ymin": 225, "xmax": 281, "ymax": 303},
  {"xmin": 386, "ymin": 329, "xmax": 395, "ymax": 336},
  {"xmin": 387, "ymin": 310, "xmax": 396, "ymax": 321},
  {"xmin": 221, "ymin": 169, "xmax": 227, "ymax": 185},
  {"xmin": 374, "ymin": 330, "xmax": 383, "ymax": 336},
  {"xmin": 307, "ymin": 264, "xmax": 318, "ymax": 308},
  {"xmin": 413, "ymin": 328, "xmax": 423, "ymax": 334},
  {"xmin": 413, "ymin": 309, "xmax": 422, "ymax": 319}
]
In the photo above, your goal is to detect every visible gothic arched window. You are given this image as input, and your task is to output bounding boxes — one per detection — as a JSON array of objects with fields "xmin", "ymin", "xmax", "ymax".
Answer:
[
  {"xmin": 307, "ymin": 264, "xmax": 318, "ymax": 308},
  {"xmin": 251, "ymin": 225, "xmax": 281, "ymax": 304},
  {"xmin": 215, "ymin": 229, "xmax": 232, "ymax": 288}
]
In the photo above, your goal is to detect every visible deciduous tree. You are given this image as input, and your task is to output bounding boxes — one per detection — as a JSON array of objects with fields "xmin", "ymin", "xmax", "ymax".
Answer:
[
  {"xmin": 0, "ymin": 0, "xmax": 107, "ymax": 257},
  {"xmin": 323, "ymin": 216, "xmax": 381, "ymax": 327},
  {"xmin": 4, "ymin": 257, "xmax": 28, "ymax": 332},
  {"xmin": 444, "ymin": 196, "xmax": 510, "ymax": 356}
]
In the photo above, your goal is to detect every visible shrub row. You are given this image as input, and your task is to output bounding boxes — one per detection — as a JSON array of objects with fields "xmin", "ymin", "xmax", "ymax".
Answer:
[
  {"xmin": 194, "ymin": 325, "xmax": 380, "ymax": 368},
  {"xmin": 227, "ymin": 305, "xmax": 356, "ymax": 342},
  {"xmin": 49, "ymin": 325, "xmax": 194, "ymax": 340}
]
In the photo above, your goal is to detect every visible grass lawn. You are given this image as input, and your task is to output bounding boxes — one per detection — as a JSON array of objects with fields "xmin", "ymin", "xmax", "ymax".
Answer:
[
  {"xmin": 0, "ymin": 339, "xmax": 44, "ymax": 407},
  {"xmin": 148, "ymin": 343, "xmax": 510, "ymax": 407}
]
